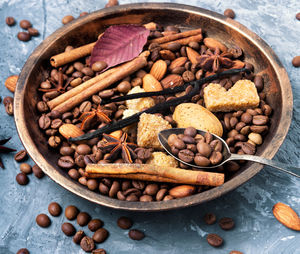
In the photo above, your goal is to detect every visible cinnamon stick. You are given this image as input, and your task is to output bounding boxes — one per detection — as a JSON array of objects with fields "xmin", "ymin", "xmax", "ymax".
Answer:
[
  {"xmin": 52, "ymin": 55, "xmax": 148, "ymax": 113},
  {"xmin": 85, "ymin": 163, "xmax": 224, "ymax": 187},
  {"xmin": 148, "ymin": 28, "xmax": 202, "ymax": 45},
  {"xmin": 160, "ymin": 34, "xmax": 203, "ymax": 49}
]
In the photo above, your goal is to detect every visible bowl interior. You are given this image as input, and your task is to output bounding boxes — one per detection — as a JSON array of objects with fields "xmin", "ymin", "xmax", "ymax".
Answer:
[{"xmin": 14, "ymin": 3, "xmax": 292, "ymax": 211}]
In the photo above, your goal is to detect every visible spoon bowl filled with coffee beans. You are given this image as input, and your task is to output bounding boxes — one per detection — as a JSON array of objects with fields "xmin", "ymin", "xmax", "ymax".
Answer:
[{"xmin": 159, "ymin": 127, "xmax": 300, "ymax": 178}]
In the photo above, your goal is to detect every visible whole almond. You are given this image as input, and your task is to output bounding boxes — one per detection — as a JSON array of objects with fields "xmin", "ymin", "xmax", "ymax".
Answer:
[
  {"xmin": 150, "ymin": 60, "xmax": 167, "ymax": 81},
  {"xmin": 169, "ymin": 185, "xmax": 196, "ymax": 198},
  {"xmin": 204, "ymin": 38, "xmax": 227, "ymax": 52},
  {"xmin": 272, "ymin": 202, "xmax": 300, "ymax": 231},
  {"xmin": 59, "ymin": 124, "xmax": 84, "ymax": 139},
  {"xmin": 186, "ymin": 47, "xmax": 200, "ymax": 64},
  {"xmin": 143, "ymin": 74, "xmax": 163, "ymax": 92},
  {"xmin": 5, "ymin": 75, "xmax": 18, "ymax": 93},
  {"xmin": 159, "ymin": 49, "xmax": 176, "ymax": 60},
  {"xmin": 169, "ymin": 57, "xmax": 187, "ymax": 71},
  {"xmin": 161, "ymin": 74, "xmax": 184, "ymax": 89}
]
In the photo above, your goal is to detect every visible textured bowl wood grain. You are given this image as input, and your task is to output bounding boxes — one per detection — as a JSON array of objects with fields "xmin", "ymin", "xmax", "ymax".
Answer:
[{"xmin": 14, "ymin": 3, "xmax": 293, "ymax": 211}]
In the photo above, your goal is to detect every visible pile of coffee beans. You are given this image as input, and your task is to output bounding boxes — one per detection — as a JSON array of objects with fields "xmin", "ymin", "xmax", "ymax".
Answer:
[
  {"xmin": 168, "ymin": 127, "xmax": 224, "ymax": 167},
  {"xmin": 34, "ymin": 22, "xmax": 273, "ymax": 202},
  {"xmin": 33, "ymin": 202, "xmax": 145, "ymax": 253}
]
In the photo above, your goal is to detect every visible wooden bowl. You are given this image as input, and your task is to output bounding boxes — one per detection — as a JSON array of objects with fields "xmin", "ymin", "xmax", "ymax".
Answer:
[{"xmin": 14, "ymin": 3, "xmax": 292, "ymax": 211}]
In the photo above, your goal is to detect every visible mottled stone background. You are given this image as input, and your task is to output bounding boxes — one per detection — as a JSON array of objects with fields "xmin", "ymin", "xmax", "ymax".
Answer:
[{"xmin": 0, "ymin": 0, "xmax": 299, "ymax": 253}]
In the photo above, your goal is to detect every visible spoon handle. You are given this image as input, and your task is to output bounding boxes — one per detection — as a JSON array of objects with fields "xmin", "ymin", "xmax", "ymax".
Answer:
[{"xmin": 229, "ymin": 154, "xmax": 300, "ymax": 178}]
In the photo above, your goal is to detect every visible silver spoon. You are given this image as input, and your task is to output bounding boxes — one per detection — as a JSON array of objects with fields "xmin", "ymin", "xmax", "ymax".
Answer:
[{"xmin": 158, "ymin": 128, "xmax": 300, "ymax": 178}]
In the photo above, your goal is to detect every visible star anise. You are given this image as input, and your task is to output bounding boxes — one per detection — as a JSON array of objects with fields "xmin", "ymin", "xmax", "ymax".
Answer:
[
  {"xmin": 0, "ymin": 137, "xmax": 16, "ymax": 169},
  {"xmin": 99, "ymin": 133, "xmax": 137, "ymax": 163},
  {"xmin": 198, "ymin": 47, "xmax": 233, "ymax": 73},
  {"xmin": 79, "ymin": 105, "xmax": 111, "ymax": 130},
  {"xmin": 39, "ymin": 68, "xmax": 70, "ymax": 94}
]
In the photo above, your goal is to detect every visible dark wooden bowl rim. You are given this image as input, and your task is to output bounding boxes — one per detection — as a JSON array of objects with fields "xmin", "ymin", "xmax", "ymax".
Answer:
[{"xmin": 14, "ymin": 3, "xmax": 293, "ymax": 211}]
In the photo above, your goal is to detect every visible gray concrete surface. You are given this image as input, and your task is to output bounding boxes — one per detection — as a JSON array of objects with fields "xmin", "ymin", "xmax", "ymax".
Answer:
[{"xmin": 0, "ymin": 0, "xmax": 299, "ymax": 253}]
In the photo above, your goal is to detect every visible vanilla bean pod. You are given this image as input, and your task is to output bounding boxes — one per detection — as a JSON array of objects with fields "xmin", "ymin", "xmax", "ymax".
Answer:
[{"xmin": 69, "ymin": 68, "xmax": 249, "ymax": 141}]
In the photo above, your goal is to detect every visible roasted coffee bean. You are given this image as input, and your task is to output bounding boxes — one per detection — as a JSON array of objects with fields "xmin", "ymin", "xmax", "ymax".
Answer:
[
  {"xmin": 254, "ymin": 75, "xmax": 264, "ymax": 92},
  {"xmin": 117, "ymin": 80, "xmax": 131, "ymax": 94},
  {"xmin": 230, "ymin": 251, "xmax": 243, "ymax": 254},
  {"xmin": 219, "ymin": 217, "xmax": 235, "ymax": 230},
  {"xmin": 173, "ymin": 138, "xmax": 186, "ymax": 150},
  {"xmin": 182, "ymin": 70, "xmax": 195, "ymax": 82},
  {"xmin": 48, "ymin": 202, "xmax": 62, "ymax": 217},
  {"xmin": 210, "ymin": 151, "xmax": 223, "ymax": 165},
  {"xmin": 79, "ymin": 176, "xmax": 87, "ymax": 185},
  {"xmin": 156, "ymin": 188, "xmax": 168, "ymax": 201},
  {"xmin": 39, "ymin": 114, "xmax": 51, "ymax": 129},
  {"xmin": 131, "ymin": 77, "xmax": 142, "ymax": 87},
  {"xmin": 117, "ymin": 191, "xmax": 126, "ymax": 200},
  {"xmin": 68, "ymin": 169, "xmax": 80, "ymax": 180},
  {"xmin": 143, "ymin": 183, "xmax": 159, "ymax": 196},
  {"xmin": 60, "ymin": 146, "xmax": 74, "ymax": 156},
  {"xmin": 4, "ymin": 96, "xmax": 13, "ymax": 115},
  {"xmin": 28, "ymin": 27, "xmax": 39, "ymax": 36},
  {"xmin": 183, "ymin": 127, "xmax": 197, "ymax": 137},
  {"xmin": 117, "ymin": 216, "xmax": 132, "ymax": 229},
  {"xmin": 87, "ymin": 179, "xmax": 98, "ymax": 191},
  {"xmin": 62, "ymin": 15, "xmax": 74, "ymax": 25},
  {"xmin": 99, "ymin": 89, "xmax": 114, "ymax": 99},
  {"xmin": 92, "ymin": 249, "xmax": 106, "ymax": 254},
  {"xmin": 32, "ymin": 164, "xmax": 44, "ymax": 179},
  {"xmin": 76, "ymin": 144, "xmax": 91, "ymax": 155},
  {"xmin": 187, "ymin": 143, "xmax": 197, "ymax": 153},
  {"xmin": 194, "ymin": 154, "xmax": 211, "ymax": 167},
  {"xmin": 88, "ymin": 219, "xmax": 104, "ymax": 232},
  {"xmin": 230, "ymin": 116, "xmax": 238, "ymax": 128},
  {"xmin": 81, "ymin": 67, "xmax": 94, "ymax": 76},
  {"xmin": 204, "ymin": 213, "xmax": 216, "ymax": 225},
  {"xmin": 73, "ymin": 230, "xmax": 85, "ymax": 244},
  {"xmin": 224, "ymin": 9, "xmax": 235, "ymax": 19},
  {"xmin": 292, "ymin": 56, "xmax": 300, "ymax": 67},
  {"xmin": 250, "ymin": 125, "xmax": 268, "ymax": 134},
  {"xmin": 93, "ymin": 228, "xmax": 109, "ymax": 243},
  {"xmin": 197, "ymin": 142, "xmax": 212, "ymax": 157},
  {"xmin": 166, "ymin": 42, "xmax": 181, "ymax": 51},
  {"xmin": 36, "ymin": 214, "xmax": 51, "ymax": 228},
  {"xmin": 20, "ymin": 163, "xmax": 32, "ymax": 174},
  {"xmin": 17, "ymin": 32, "xmax": 31, "ymax": 41},
  {"xmin": 210, "ymin": 140, "xmax": 223, "ymax": 152},
  {"xmin": 16, "ymin": 173, "xmax": 29, "ymax": 185},
  {"xmin": 206, "ymin": 233, "xmax": 223, "ymax": 247},
  {"xmin": 77, "ymin": 212, "xmax": 91, "ymax": 226},
  {"xmin": 235, "ymin": 122, "xmax": 246, "ymax": 132},
  {"xmin": 65, "ymin": 205, "xmax": 79, "ymax": 220},
  {"xmin": 49, "ymin": 110, "xmax": 62, "ymax": 119},
  {"xmin": 165, "ymin": 25, "xmax": 180, "ymax": 33},
  {"xmin": 128, "ymin": 229, "xmax": 145, "ymax": 240},
  {"xmin": 241, "ymin": 142, "xmax": 256, "ymax": 155},
  {"xmin": 58, "ymin": 156, "xmax": 74, "ymax": 169},
  {"xmin": 240, "ymin": 112, "xmax": 252, "ymax": 124},
  {"xmin": 252, "ymin": 115, "xmax": 268, "ymax": 125},
  {"xmin": 126, "ymin": 194, "xmax": 139, "ymax": 201},
  {"xmin": 80, "ymin": 236, "xmax": 95, "ymax": 252},
  {"xmin": 92, "ymin": 61, "xmax": 107, "ymax": 72},
  {"xmin": 6, "ymin": 16, "xmax": 15, "ymax": 26},
  {"xmin": 108, "ymin": 180, "xmax": 120, "ymax": 198},
  {"xmin": 20, "ymin": 19, "xmax": 32, "ymax": 29},
  {"xmin": 178, "ymin": 149, "xmax": 194, "ymax": 163},
  {"xmin": 98, "ymin": 182, "xmax": 109, "ymax": 195},
  {"xmin": 205, "ymin": 132, "xmax": 213, "ymax": 144},
  {"xmin": 16, "ymin": 248, "xmax": 29, "ymax": 254},
  {"xmin": 51, "ymin": 119, "xmax": 63, "ymax": 129},
  {"xmin": 181, "ymin": 135, "xmax": 195, "ymax": 144},
  {"xmin": 79, "ymin": 101, "xmax": 92, "ymax": 113},
  {"xmin": 225, "ymin": 161, "xmax": 240, "ymax": 172},
  {"xmin": 14, "ymin": 150, "xmax": 28, "ymax": 162},
  {"xmin": 195, "ymin": 134, "xmax": 205, "ymax": 143},
  {"xmin": 48, "ymin": 136, "xmax": 61, "ymax": 148},
  {"xmin": 62, "ymin": 222, "xmax": 76, "ymax": 236},
  {"xmin": 234, "ymin": 134, "xmax": 247, "ymax": 142},
  {"xmin": 140, "ymin": 195, "xmax": 153, "ymax": 202},
  {"xmin": 37, "ymin": 101, "xmax": 49, "ymax": 112},
  {"xmin": 75, "ymin": 155, "xmax": 86, "ymax": 168},
  {"xmin": 40, "ymin": 81, "xmax": 51, "ymax": 89}
]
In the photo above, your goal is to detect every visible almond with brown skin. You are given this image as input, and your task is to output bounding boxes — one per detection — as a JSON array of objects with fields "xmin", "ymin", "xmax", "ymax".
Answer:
[
  {"xmin": 160, "ymin": 74, "xmax": 184, "ymax": 89},
  {"xmin": 159, "ymin": 49, "xmax": 176, "ymax": 60},
  {"xmin": 59, "ymin": 124, "xmax": 84, "ymax": 139},
  {"xmin": 272, "ymin": 202, "xmax": 300, "ymax": 231},
  {"xmin": 168, "ymin": 57, "xmax": 187, "ymax": 71},
  {"xmin": 143, "ymin": 74, "xmax": 163, "ymax": 92},
  {"xmin": 5, "ymin": 75, "xmax": 18, "ymax": 93},
  {"xmin": 204, "ymin": 38, "xmax": 227, "ymax": 52},
  {"xmin": 186, "ymin": 47, "xmax": 200, "ymax": 64},
  {"xmin": 150, "ymin": 60, "xmax": 167, "ymax": 81},
  {"xmin": 169, "ymin": 185, "xmax": 196, "ymax": 198}
]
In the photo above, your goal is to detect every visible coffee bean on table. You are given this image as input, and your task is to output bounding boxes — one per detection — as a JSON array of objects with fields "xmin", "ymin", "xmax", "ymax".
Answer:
[
  {"xmin": 32, "ymin": 164, "xmax": 44, "ymax": 179},
  {"xmin": 73, "ymin": 230, "xmax": 85, "ymax": 244},
  {"xmin": 117, "ymin": 216, "xmax": 133, "ymax": 229},
  {"xmin": 88, "ymin": 219, "xmax": 104, "ymax": 232},
  {"xmin": 65, "ymin": 205, "xmax": 79, "ymax": 220},
  {"xmin": 16, "ymin": 173, "xmax": 29, "ymax": 185},
  {"xmin": 93, "ymin": 228, "xmax": 109, "ymax": 243},
  {"xmin": 62, "ymin": 15, "xmax": 74, "ymax": 25},
  {"xmin": 80, "ymin": 236, "xmax": 95, "ymax": 252},
  {"xmin": 28, "ymin": 27, "xmax": 39, "ymax": 36},
  {"xmin": 20, "ymin": 163, "xmax": 32, "ymax": 174},
  {"xmin": 92, "ymin": 249, "xmax": 106, "ymax": 254},
  {"xmin": 20, "ymin": 20, "xmax": 32, "ymax": 29},
  {"xmin": 206, "ymin": 233, "xmax": 223, "ymax": 247},
  {"xmin": 230, "ymin": 251, "xmax": 243, "ymax": 254},
  {"xmin": 128, "ymin": 229, "xmax": 145, "ymax": 240},
  {"xmin": 219, "ymin": 217, "xmax": 235, "ymax": 230},
  {"xmin": 17, "ymin": 32, "xmax": 31, "ymax": 42},
  {"xmin": 48, "ymin": 202, "xmax": 62, "ymax": 217},
  {"xmin": 224, "ymin": 9, "xmax": 235, "ymax": 19},
  {"xmin": 14, "ymin": 150, "xmax": 28, "ymax": 162},
  {"xmin": 3, "ymin": 96, "xmax": 13, "ymax": 115},
  {"xmin": 77, "ymin": 212, "xmax": 91, "ymax": 226},
  {"xmin": 296, "ymin": 12, "xmax": 300, "ymax": 21},
  {"xmin": 61, "ymin": 222, "xmax": 76, "ymax": 236},
  {"xmin": 204, "ymin": 213, "xmax": 216, "ymax": 225},
  {"xmin": 16, "ymin": 248, "xmax": 29, "ymax": 254},
  {"xmin": 292, "ymin": 56, "xmax": 300, "ymax": 67},
  {"xmin": 36, "ymin": 214, "xmax": 51, "ymax": 228},
  {"xmin": 5, "ymin": 16, "xmax": 15, "ymax": 26}
]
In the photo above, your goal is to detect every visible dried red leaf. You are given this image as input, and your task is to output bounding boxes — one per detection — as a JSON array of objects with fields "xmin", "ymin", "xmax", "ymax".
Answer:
[{"xmin": 90, "ymin": 24, "xmax": 150, "ymax": 70}]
